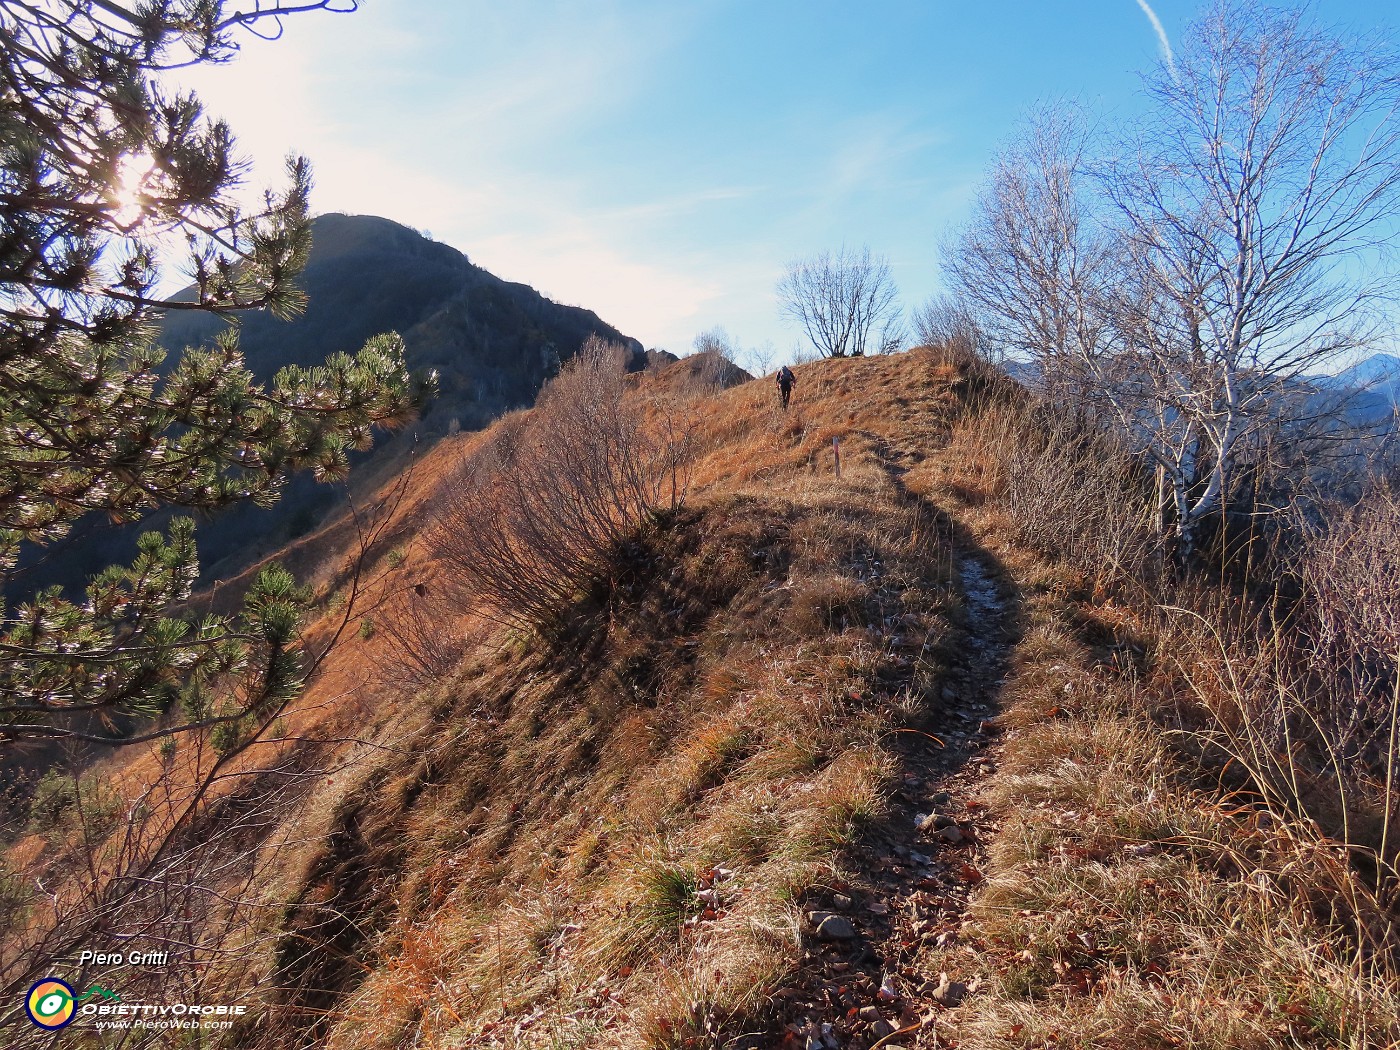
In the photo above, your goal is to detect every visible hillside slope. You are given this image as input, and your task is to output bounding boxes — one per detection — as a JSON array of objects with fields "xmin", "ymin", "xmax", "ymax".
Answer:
[{"xmin": 3, "ymin": 351, "xmax": 1395, "ymax": 1049}]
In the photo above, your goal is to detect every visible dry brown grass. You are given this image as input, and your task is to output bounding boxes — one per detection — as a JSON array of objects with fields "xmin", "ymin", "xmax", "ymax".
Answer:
[
  {"xmin": 907, "ymin": 587, "xmax": 1400, "ymax": 1048},
  {"xmin": 936, "ymin": 384, "xmax": 1159, "ymax": 599},
  {"xmin": 317, "ymin": 349, "xmax": 1397, "ymax": 1050},
  {"xmin": 107, "ymin": 348, "xmax": 964, "ymax": 1049},
  {"xmin": 907, "ymin": 371, "xmax": 1400, "ymax": 1050}
]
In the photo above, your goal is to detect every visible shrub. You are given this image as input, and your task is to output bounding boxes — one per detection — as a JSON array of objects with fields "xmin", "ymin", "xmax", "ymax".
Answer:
[
  {"xmin": 429, "ymin": 337, "xmax": 692, "ymax": 633},
  {"xmin": 1171, "ymin": 484, "xmax": 1400, "ymax": 869},
  {"xmin": 373, "ymin": 582, "xmax": 469, "ymax": 691},
  {"xmin": 958, "ymin": 393, "xmax": 1160, "ymax": 593},
  {"xmin": 27, "ymin": 769, "xmax": 77, "ymax": 834},
  {"xmin": 210, "ymin": 718, "xmax": 245, "ymax": 757},
  {"xmin": 912, "ymin": 291, "xmax": 990, "ymax": 365},
  {"xmin": 27, "ymin": 770, "xmax": 122, "ymax": 841}
]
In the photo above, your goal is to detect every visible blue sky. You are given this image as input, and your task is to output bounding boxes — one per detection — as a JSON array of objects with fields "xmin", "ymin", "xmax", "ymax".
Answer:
[{"xmin": 172, "ymin": 1, "xmax": 1400, "ymax": 363}]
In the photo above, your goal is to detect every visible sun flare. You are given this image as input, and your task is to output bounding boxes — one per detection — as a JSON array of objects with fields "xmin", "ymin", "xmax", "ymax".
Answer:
[{"xmin": 109, "ymin": 152, "xmax": 156, "ymax": 228}]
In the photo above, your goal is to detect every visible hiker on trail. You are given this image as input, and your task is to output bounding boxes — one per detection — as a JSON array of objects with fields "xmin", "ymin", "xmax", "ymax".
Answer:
[{"xmin": 776, "ymin": 365, "xmax": 796, "ymax": 409}]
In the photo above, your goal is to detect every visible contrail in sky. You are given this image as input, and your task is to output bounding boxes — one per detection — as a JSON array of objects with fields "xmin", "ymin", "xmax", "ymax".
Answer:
[{"xmin": 1135, "ymin": 0, "xmax": 1180, "ymax": 85}]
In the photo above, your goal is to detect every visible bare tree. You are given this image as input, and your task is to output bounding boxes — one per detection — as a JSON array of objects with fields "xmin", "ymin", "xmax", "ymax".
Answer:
[
  {"xmin": 943, "ymin": 4, "xmax": 1400, "ymax": 563},
  {"xmin": 1092, "ymin": 0, "xmax": 1400, "ymax": 561},
  {"xmin": 690, "ymin": 326, "xmax": 741, "ymax": 390},
  {"xmin": 941, "ymin": 106, "xmax": 1118, "ymax": 389},
  {"xmin": 777, "ymin": 246, "xmax": 904, "ymax": 358},
  {"xmin": 912, "ymin": 292, "xmax": 991, "ymax": 365},
  {"xmin": 744, "ymin": 340, "xmax": 777, "ymax": 377},
  {"xmin": 692, "ymin": 327, "xmax": 737, "ymax": 359}
]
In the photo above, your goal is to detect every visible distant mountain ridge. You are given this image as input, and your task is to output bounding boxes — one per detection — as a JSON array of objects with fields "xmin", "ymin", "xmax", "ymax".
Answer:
[
  {"xmin": 19, "ymin": 214, "xmax": 647, "ymax": 592},
  {"xmin": 1323, "ymin": 352, "xmax": 1400, "ymax": 403},
  {"xmin": 1330, "ymin": 351, "xmax": 1400, "ymax": 385},
  {"xmin": 1309, "ymin": 352, "xmax": 1400, "ymax": 434}
]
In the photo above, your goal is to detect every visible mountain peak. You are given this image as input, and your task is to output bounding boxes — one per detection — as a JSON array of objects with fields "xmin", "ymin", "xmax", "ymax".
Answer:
[
  {"xmin": 307, "ymin": 213, "xmax": 465, "ymax": 266},
  {"xmin": 1333, "ymin": 352, "xmax": 1400, "ymax": 387}
]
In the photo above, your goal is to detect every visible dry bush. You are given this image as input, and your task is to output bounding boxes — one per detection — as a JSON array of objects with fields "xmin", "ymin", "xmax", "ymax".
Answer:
[
  {"xmin": 373, "ymin": 579, "xmax": 471, "ymax": 691},
  {"xmin": 954, "ymin": 394, "xmax": 1160, "ymax": 594},
  {"xmin": 429, "ymin": 337, "xmax": 693, "ymax": 634},
  {"xmin": 1307, "ymin": 485, "xmax": 1400, "ymax": 727},
  {"xmin": 1160, "ymin": 486, "xmax": 1400, "ymax": 887}
]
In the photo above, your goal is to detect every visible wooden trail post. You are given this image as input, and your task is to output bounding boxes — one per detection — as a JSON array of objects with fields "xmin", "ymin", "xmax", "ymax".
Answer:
[{"xmin": 833, "ymin": 436, "xmax": 842, "ymax": 479}]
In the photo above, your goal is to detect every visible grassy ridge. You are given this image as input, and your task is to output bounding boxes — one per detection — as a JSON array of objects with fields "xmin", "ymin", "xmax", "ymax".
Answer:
[
  {"xmin": 6, "ymin": 349, "xmax": 1396, "ymax": 1049},
  {"xmin": 223, "ymin": 351, "xmax": 971, "ymax": 1048}
]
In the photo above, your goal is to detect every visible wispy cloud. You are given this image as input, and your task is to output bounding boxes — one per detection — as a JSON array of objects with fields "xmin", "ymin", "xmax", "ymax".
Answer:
[{"xmin": 1135, "ymin": 0, "xmax": 1179, "ymax": 85}]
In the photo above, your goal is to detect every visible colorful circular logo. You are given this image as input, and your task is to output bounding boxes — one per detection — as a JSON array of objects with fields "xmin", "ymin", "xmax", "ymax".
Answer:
[{"xmin": 25, "ymin": 978, "xmax": 76, "ymax": 1029}]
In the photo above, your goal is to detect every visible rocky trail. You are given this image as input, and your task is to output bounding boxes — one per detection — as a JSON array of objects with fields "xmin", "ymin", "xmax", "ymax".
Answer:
[{"xmin": 753, "ymin": 543, "xmax": 1017, "ymax": 1050}]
